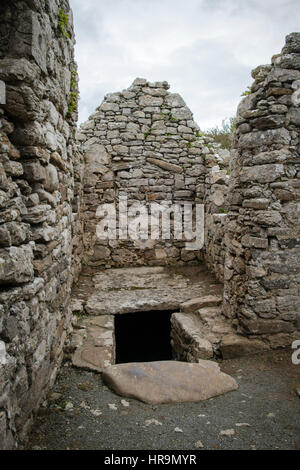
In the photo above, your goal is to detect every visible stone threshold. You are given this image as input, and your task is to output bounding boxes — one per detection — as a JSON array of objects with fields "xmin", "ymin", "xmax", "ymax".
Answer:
[{"xmin": 67, "ymin": 265, "xmax": 272, "ymax": 373}]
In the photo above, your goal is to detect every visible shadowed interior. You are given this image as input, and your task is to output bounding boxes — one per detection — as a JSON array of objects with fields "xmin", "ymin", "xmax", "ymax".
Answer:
[{"xmin": 115, "ymin": 310, "xmax": 174, "ymax": 364}]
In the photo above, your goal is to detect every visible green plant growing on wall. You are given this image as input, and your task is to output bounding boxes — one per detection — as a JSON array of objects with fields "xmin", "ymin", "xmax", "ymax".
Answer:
[
  {"xmin": 160, "ymin": 112, "xmax": 178, "ymax": 122},
  {"xmin": 58, "ymin": 8, "xmax": 70, "ymax": 39},
  {"xmin": 68, "ymin": 70, "xmax": 79, "ymax": 117},
  {"xmin": 169, "ymin": 112, "xmax": 178, "ymax": 122},
  {"xmin": 218, "ymin": 207, "xmax": 227, "ymax": 214},
  {"xmin": 144, "ymin": 128, "xmax": 153, "ymax": 139},
  {"xmin": 241, "ymin": 86, "xmax": 252, "ymax": 96}
]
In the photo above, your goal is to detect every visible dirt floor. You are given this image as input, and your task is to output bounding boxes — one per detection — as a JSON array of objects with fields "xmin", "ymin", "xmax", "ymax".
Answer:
[{"xmin": 24, "ymin": 350, "xmax": 300, "ymax": 451}]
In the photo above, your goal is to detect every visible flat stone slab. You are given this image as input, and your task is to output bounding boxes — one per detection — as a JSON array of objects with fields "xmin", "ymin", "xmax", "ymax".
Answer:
[
  {"xmin": 220, "ymin": 334, "xmax": 269, "ymax": 359},
  {"xmin": 72, "ymin": 265, "xmax": 223, "ymax": 316},
  {"xmin": 181, "ymin": 295, "xmax": 222, "ymax": 313},
  {"xmin": 70, "ymin": 266, "xmax": 264, "ymax": 365},
  {"xmin": 73, "ymin": 346, "xmax": 114, "ymax": 372},
  {"xmin": 72, "ymin": 315, "xmax": 115, "ymax": 372},
  {"xmin": 86, "ymin": 289, "xmax": 182, "ymax": 315},
  {"xmin": 102, "ymin": 360, "xmax": 238, "ymax": 404}
]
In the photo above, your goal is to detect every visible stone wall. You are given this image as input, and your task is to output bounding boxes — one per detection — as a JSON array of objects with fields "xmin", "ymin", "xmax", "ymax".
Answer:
[
  {"xmin": 78, "ymin": 79, "xmax": 222, "ymax": 268},
  {"xmin": 0, "ymin": 0, "xmax": 299, "ymax": 448},
  {"xmin": 0, "ymin": 0, "xmax": 82, "ymax": 449},
  {"xmin": 202, "ymin": 148, "xmax": 230, "ymax": 282},
  {"xmin": 223, "ymin": 33, "xmax": 300, "ymax": 344}
]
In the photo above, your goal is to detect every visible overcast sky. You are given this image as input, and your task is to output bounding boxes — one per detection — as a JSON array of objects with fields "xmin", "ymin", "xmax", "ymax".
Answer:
[{"xmin": 70, "ymin": 0, "xmax": 300, "ymax": 130}]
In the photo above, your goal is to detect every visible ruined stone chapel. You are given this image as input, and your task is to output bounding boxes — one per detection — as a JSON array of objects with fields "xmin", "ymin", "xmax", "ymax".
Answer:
[{"xmin": 0, "ymin": 0, "xmax": 299, "ymax": 449}]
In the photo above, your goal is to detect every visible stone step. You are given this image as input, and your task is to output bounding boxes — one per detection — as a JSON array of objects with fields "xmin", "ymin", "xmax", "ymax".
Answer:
[
  {"xmin": 69, "ymin": 266, "xmax": 270, "ymax": 371},
  {"xmin": 198, "ymin": 306, "xmax": 223, "ymax": 324},
  {"xmin": 171, "ymin": 300, "xmax": 237, "ymax": 361},
  {"xmin": 171, "ymin": 312, "xmax": 214, "ymax": 361},
  {"xmin": 71, "ymin": 315, "xmax": 115, "ymax": 372},
  {"xmin": 220, "ymin": 334, "xmax": 269, "ymax": 359},
  {"xmin": 198, "ymin": 306, "xmax": 235, "ymax": 335}
]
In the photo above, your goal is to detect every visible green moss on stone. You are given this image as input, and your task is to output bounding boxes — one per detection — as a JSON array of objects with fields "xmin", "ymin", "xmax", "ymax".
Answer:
[
  {"xmin": 58, "ymin": 8, "xmax": 70, "ymax": 39},
  {"xmin": 68, "ymin": 70, "xmax": 79, "ymax": 117},
  {"xmin": 241, "ymin": 86, "xmax": 252, "ymax": 97}
]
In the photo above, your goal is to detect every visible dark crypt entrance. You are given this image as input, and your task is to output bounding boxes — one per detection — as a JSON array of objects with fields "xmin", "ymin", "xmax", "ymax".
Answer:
[{"xmin": 115, "ymin": 310, "xmax": 174, "ymax": 364}]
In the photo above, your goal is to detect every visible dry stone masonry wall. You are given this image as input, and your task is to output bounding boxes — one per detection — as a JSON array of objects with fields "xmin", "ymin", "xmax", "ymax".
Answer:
[
  {"xmin": 203, "ymin": 149, "xmax": 230, "ymax": 282},
  {"xmin": 0, "ymin": 0, "xmax": 299, "ymax": 450},
  {"xmin": 223, "ymin": 33, "xmax": 300, "ymax": 345},
  {"xmin": 78, "ymin": 79, "xmax": 223, "ymax": 268},
  {"xmin": 0, "ymin": 0, "xmax": 83, "ymax": 449}
]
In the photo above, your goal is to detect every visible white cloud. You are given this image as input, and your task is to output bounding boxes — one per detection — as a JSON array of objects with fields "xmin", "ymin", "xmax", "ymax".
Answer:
[{"xmin": 70, "ymin": 0, "xmax": 300, "ymax": 129}]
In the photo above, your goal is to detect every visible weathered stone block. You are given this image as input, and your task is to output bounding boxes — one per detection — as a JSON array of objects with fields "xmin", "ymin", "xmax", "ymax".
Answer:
[
  {"xmin": 287, "ymin": 108, "xmax": 300, "ymax": 126},
  {"xmin": 147, "ymin": 158, "xmax": 183, "ymax": 174},
  {"xmin": 276, "ymin": 296, "xmax": 300, "ymax": 314},
  {"xmin": 243, "ymin": 198, "xmax": 269, "ymax": 209},
  {"xmin": 274, "ymin": 188, "xmax": 295, "ymax": 201},
  {"xmin": 240, "ymin": 164, "xmax": 284, "ymax": 183},
  {"xmin": 0, "ymin": 244, "xmax": 34, "ymax": 284},
  {"xmin": 255, "ymin": 211, "xmax": 282, "ymax": 226},
  {"xmin": 267, "ymin": 333, "xmax": 295, "ymax": 349},
  {"xmin": 23, "ymin": 161, "xmax": 46, "ymax": 182},
  {"xmin": 92, "ymin": 245, "xmax": 111, "ymax": 261},
  {"xmin": 284, "ymin": 32, "xmax": 300, "ymax": 53},
  {"xmin": 171, "ymin": 107, "xmax": 192, "ymax": 120},
  {"xmin": 165, "ymin": 94, "xmax": 185, "ymax": 108},
  {"xmin": 277, "ymin": 53, "xmax": 300, "ymax": 70},
  {"xmin": 252, "ymin": 299, "xmax": 277, "ymax": 318},
  {"xmin": 252, "ymin": 114, "xmax": 285, "ymax": 128},
  {"xmin": 0, "ymin": 411, "xmax": 14, "ymax": 450},
  {"xmin": 139, "ymin": 95, "xmax": 163, "ymax": 107},
  {"xmin": 181, "ymin": 295, "xmax": 222, "ymax": 313},
  {"xmin": 100, "ymin": 102, "xmax": 120, "ymax": 112},
  {"xmin": 220, "ymin": 334, "xmax": 269, "ymax": 359},
  {"xmin": 240, "ymin": 318, "xmax": 295, "ymax": 335},
  {"xmin": 12, "ymin": 122, "xmax": 45, "ymax": 146},
  {"xmin": 0, "ymin": 58, "xmax": 40, "ymax": 84},
  {"xmin": 291, "ymin": 88, "xmax": 300, "ymax": 106},
  {"xmin": 44, "ymin": 164, "xmax": 59, "ymax": 192},
  {"xmin": 241, "ymin": 235, "xmax": 268, "ymax": 249},
  {"xmin": 239, "ymin": 128, "xmax": 290, "ymax": 149},
  {"xmin": 22, "ymin": 204, "xmax": 50, "ymax": 224},
  {"xmin": 237, "ymin": 92, "xmax": 258, "ymax": 117}
]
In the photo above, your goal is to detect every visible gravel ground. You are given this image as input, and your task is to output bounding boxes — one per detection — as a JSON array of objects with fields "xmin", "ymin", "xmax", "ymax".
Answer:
[{"xmin": 24, "ymin": 350, "xmax": 300, "ymax": 451}]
